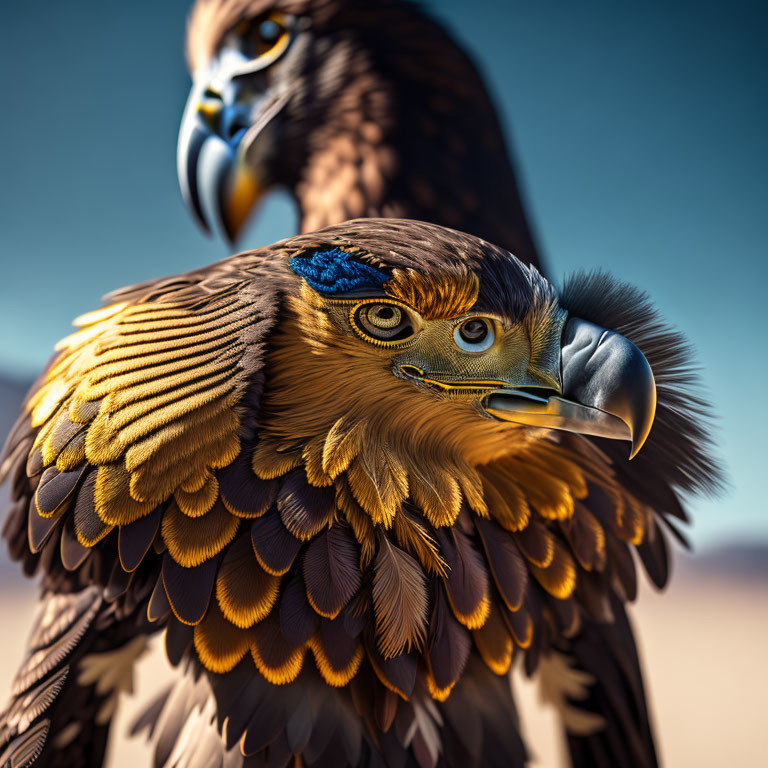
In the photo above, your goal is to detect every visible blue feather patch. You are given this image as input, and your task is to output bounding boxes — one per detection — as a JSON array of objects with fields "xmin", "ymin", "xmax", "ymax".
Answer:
[{"xmin": 290, "ymin": 248, "xmax": 388, "ymax": 295}]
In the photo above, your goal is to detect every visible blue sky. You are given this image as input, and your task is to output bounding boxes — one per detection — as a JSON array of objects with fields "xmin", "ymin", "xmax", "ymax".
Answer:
[{"xmin": 0, "ymin": 0, "xmax": 765, "ymax": 547}]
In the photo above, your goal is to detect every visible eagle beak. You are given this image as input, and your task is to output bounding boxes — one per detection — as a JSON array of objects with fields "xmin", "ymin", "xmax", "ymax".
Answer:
[
  {"xmin": 485, "ymin": 318, "xmax": 657, "ymax": 458},
  {"xmin": 177, "ymin": 53, "xmax": 290, "ymax": 243}
]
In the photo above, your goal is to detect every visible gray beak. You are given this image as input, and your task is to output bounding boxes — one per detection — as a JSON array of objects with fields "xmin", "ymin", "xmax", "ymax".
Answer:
[
  {"xmin": 485, "ymin": 318, "xmax": 657, "ymax": 458},
  {"xmin": 176, "ymin": 76, "xmax": 263, "ymax": 243},
  {"xmin": 177, "ymin": 14, "xmax": 303, "ymax": 242}
]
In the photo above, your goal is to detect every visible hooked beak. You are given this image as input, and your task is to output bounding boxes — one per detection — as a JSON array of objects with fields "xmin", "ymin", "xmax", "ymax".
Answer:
[
  {"xmin": 485, "ymin": 318, "xmax": 657, "ymax": 458},
  {"xmin": 177, "ymin": 86, "xmax": 260, "ymax": 243},
  {"xmin": 177, "ymin": 46, "xmax": 294, "ymax": 243}
]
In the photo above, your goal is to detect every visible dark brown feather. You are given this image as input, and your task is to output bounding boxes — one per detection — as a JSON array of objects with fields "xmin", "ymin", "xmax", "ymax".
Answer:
[
  {"xmin": 104, "ymin": 558, "xmax": 134, "ymax": 602},
  {"xmin": 366, "ymin": 641, "xmax": 418, "ymax": 700},
  {"xmin": 148, "ymin": 574, "xmax": 172, "ymax": 623},
  {"xmin": 27, "ymin": 499, "xmax": 63, "ymax": 554},
  {"xmin": 164, "ymin": 617, "xmax": 194, "ymax": 666},
  {"xmin": 251, "ymin": 511, "xmax": 302, "ymax": 575},
  {"xmin": 118, "ymin": 506, "xmax": 162, "ymax": 572},
  {"xmin": 303, "ymin": 524, "xmax": 361, "ymax": 619},
  {"xmin": 565, "ymin": 502, "xmax": 606, "ymax": 572},
  {"xmin": 319, "ymin": 617, "xmax": 360, "ymax": 673},
  {"xmin": 438, "ymin": 528, "xmax": 490, "ymax": 628},
  {"xmin": 162, "ymin": 553, "xmax": 219, "ymax": 625},
  {"xmin": 428, "ymin": 589, "xmax": 470, "ymax": 693},
  {"xmin": 241, "ymin": 694, "xmax": 285, "ymax": 756},
  {"xmin": 73, "ymin": 471, "xmax": 111, "ymax": 546},
  {"xmin": 220, "ymin": 673, "xmax": 271, "ymax": 750},
  {"xmin": 504, "ymin": 605, "xmax": 533, "ymax": 649},
  {"xmin": 59, "ymin": 523, "xmax": 90, "ymax": 571},
  {"xmin": 636, "ymin": 519, "xmax": 669, "ymax": 589},
  {"xmin": 473, "ymin": 602, "xmax": 514, "ymax": 674},
  {"xmin": 279, "ymin": 572, "xmax": 319, "ymax": 647},
  {"xmin": 218, "ymin": 450, "xmax": 278, "ymax": 517},
  {"xmin": 606, "ymin": 537, "xmax": 638, "ymax": 603},
  {"xmin": 251, "ymin": 608, "xmax": 302, "ymax": 668},
  {"xmin": 475, "ymin": 516, "xmax": 528, "ymax": 612},
  {"xmin": 514, "ymin": 519, "xmax": 554, "ymax": 568},
  {"xmin": 278, "ymin": 469, "xmax": 336, "ymax": 540},
  {"xmin": 285, "ymin": 695, "xmax": 314, "ymax": 754},
  {"xmin": 34, "ymin": 465, "xmax": 86, "ymax": 517}
]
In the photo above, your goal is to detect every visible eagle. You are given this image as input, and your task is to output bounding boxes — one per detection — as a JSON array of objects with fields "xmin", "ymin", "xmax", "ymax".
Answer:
[
  {"xmin": 0, "ymin": 219, "xmax": 718, "ymax": 768},
  {"xmin": 176, "ymin": 0, "xmax": 542, "ymax": 267},
  {"xmin": 173, "ymin": 1, "xmax": 715, "ymax": 766}
]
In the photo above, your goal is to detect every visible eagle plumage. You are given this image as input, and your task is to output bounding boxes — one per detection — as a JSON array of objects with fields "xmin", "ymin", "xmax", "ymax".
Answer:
[
  {"xmin": 170, "ymin": 2, "xmax": 724, "ymax": 766},
  {"xmin": 0, "ymin": 219, "xmax": 719, "ymax": 767},
  {"xmin": 177, "ymin": 0, "xmax": 543, "ymax": 267}
]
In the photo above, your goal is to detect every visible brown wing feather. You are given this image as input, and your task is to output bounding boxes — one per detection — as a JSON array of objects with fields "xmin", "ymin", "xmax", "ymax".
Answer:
[{"xmin": 372, "ymin": 534, "xmax": 428, "ymax": 658}]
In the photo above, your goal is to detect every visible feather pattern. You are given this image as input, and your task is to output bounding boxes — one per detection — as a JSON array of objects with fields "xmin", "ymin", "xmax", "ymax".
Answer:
[
  {"xmin": 278, "ymin": 469, "xmax": 336, "ymax": 540},
  {"xmin": 303, "ymin": 524, "xmax": 362, "ymax": 619},
  {"xmin": 217, "ymin": 449, "xmax": 277, "ymax": 518},
  {"xmin": 372, "ymin": 535, "xmax": 428, "ymax": 658},
  {"xmin": 427, "ymin": 590, "xmax": 471, "ymax": 700},
  {"xmin": 250, "ymin": 511, "xmax": 302, "ymax": 576},
  {"xmin": 215, "ymin": 531, "xmax": 279, "ymax": 628},
  {"xmin": 438, "ymin": 529, "xmax": 490, "ymax": 630},
  {"xmin": 0, "ymin": 218, "xmax": 723, "ymax": 768},
  {"xmin": 475, "ymin": 516, "xmax": 528, "ymax": 613}
]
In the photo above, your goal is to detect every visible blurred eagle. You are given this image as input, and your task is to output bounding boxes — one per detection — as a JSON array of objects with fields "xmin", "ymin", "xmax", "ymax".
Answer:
[
  {"xmin": 176, "ymin": 0, "xmax": 542, "ymax": 267},
  {"xmin": 0, "ymin": 219, "xmax": 718, "ymax": 768}
]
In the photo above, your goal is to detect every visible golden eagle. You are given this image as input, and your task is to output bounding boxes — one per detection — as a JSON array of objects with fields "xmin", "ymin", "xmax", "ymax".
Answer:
[
  {"xmin": 171, "ymin": 2, "xmax": 720, "ymax": 767},
  {"xmin": 0, "ymin": 220, "xmax": 718, "ymax": 767}
]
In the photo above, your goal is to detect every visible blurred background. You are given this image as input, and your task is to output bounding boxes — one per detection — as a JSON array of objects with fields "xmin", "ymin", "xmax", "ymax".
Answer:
[{"xmin": 0, "ymin": 0, "xmax": 766, "ymax": 766}]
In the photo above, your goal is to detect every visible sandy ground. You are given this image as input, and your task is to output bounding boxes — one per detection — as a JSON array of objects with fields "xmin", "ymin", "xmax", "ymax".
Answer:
[{"xmin": 0, "ymin": 565, "xmax": 765, "ymax": 768}]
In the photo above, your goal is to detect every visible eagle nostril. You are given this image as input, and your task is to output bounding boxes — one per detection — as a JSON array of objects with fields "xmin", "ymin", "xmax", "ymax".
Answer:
[
  {"xmin": 399, "ymin": 365, "xmax": 424, "ymax": 379},
  {"xmin": 203, "ymin": 86, "xmax": 223, "ymax": 101}
]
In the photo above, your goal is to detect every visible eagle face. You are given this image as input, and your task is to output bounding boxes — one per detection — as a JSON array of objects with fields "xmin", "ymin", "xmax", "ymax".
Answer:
[
  {"xmin": 180, "ymin": 1, "xmax": 354, "ymax": 239},
  {"xmin": 177, "ymin": 0, "xmax": 537, "ymax": 251},
  {"xmin": 276, "ymin": 222, "xmax": 656, "ymax": 463}
]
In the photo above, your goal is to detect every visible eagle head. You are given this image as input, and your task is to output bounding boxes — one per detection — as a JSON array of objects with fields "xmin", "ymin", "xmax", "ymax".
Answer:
[
  {"xmin": 176, "ymin": 0, "xmax": 515, "ymax": 244},
  {"xmin": 257, "ymin": 220, "xmax": 656, "ymax": 495}
]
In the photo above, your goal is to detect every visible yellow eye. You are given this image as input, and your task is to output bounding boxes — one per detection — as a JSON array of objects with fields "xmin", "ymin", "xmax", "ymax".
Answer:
[
  {"xmin": 353, "ymin": 303, "xmax": 416, "ymax": 344},
  {"xmin": 252, "ymin": 14, "xmax": 289, "ymax": 58}
]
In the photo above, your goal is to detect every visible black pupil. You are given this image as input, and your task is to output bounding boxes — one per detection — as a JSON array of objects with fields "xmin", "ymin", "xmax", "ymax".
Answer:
[
  {"xmin": 376, "ymin": 307, "xmax": 394, "ymax": 320},
  {"xmin": 460, "ymin": 319, "xmax": 488, "ymax": 343}
]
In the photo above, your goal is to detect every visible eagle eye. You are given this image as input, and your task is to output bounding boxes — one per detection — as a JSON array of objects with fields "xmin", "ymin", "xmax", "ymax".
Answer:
[
  {"xmin": 249, "ymin": 13, "xmax": 290, "ymax": 59},
  {"xmin": 353, "ymin": 303, "xmax": 415, "ymax": 344},
  {"xmin": 454, "ymin": 318, "xmax": 495, "ymax": 352}
]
